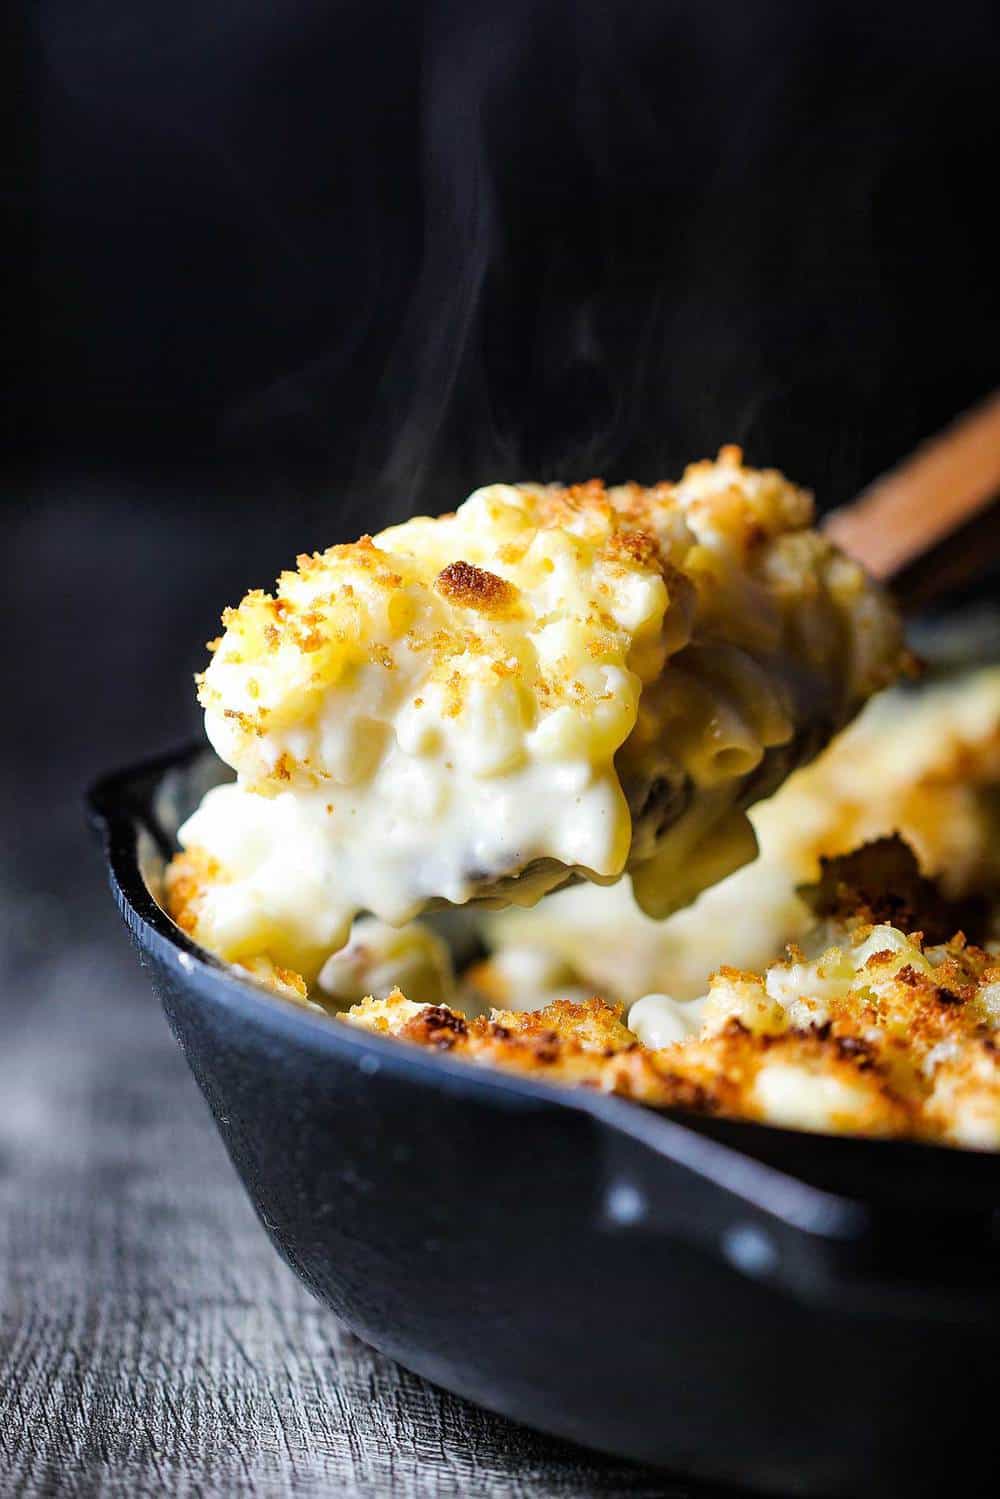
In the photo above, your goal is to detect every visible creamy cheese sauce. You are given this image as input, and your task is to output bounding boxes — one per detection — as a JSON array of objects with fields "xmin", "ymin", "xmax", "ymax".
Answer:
[
  {"xmin": 175, "ymin": 453, "xmax": 902, "ymax": 983},
  {"xmin": 626, "ymin": 992, "xmax": 698, "ymax": 1047},
  {"xmin": 180, "ymin": 756, "xmax": 628, "ymax": 975},
  {"xmin": 478, "ymin": 665, "xmax": 1000, "ymax": 1022}
]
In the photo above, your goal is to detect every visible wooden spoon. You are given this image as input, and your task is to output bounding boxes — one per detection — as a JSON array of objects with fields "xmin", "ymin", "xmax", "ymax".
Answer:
[{"xmin": 823, "ymin": 390, "xmax": 1000, "ymax": 611}]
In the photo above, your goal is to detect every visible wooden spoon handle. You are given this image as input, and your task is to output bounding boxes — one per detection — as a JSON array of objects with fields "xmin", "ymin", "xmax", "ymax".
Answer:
[{"xmin": 824, "ymin": 390, "xmax": 1000, "ymax": 610}]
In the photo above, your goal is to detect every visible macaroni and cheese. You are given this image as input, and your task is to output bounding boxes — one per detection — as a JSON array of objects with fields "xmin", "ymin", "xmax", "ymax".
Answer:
[{"xmin": 168, "ymin": 448, "xmax": 901, "ymax": 981}]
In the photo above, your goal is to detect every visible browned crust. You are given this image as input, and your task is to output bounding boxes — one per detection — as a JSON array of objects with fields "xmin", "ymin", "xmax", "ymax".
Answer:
[
  {"xmin": 434, "ymin": 560, "xmax": 519, "ymax": 615},
  {"xmin": 166, "ymin": 838, "xmax": 999, "ymax": 1147},
  {"xmin": 379, "ymin": 994, "xmax": 719, "ymax": 1109},
  {"xmin": 163, "ymin": 847, "xmax": 221, "ymax": 936},
  {"xmin": 602, "ymin": 528, "xmax": 663, "ymax": 569},
  {"xmin": 802, "ymin": 837, "xmax": 989, "ymax": 944},
  {"xmin": 343, "ymin": 917, "xmax": 1000, "ymax": 1145},
  {"xmin": 343, "ymin": 992, "xmax": 920, "ymax": 1133}
]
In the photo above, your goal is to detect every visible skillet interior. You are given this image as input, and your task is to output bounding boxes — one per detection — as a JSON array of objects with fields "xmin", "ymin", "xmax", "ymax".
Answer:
[
  {"xmin": 88, "ymin": 744, "xmax": 1000, "ymax": 1496},
  {"xmin": 91, "ymin": 747, "xmax": 1000, "ymax": 1302}
]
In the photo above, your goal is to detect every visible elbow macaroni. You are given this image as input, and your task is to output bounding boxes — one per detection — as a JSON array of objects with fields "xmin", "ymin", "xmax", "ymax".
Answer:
[
  {"xmin": 170, "ymin": 448, "xmax": 902, "ymax": 981},
  {"xmin": 478, "ymin": 663, "xmax": 1000, "ymax": 1014},
  {"xmin": 340, "ymin": 908, "xmax": 1000, "ymax": 1149}
]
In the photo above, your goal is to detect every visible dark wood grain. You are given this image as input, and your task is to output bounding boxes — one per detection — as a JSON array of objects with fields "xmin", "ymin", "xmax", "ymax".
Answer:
[
  {"xmin": 1, "ymin": 917, "xmax": 734, "ymax": 1493},
  {"xmin": 1, "ymin": 486, "xmax": 728, "ymax": 1497},
  {"xmin": 0, "ymin": 915, "xmax": 719, "ymax": 1499}
]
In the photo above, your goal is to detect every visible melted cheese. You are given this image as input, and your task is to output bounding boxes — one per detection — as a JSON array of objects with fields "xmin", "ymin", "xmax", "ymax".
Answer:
[
  {"xmin": 482, "ymin": 664, "xmax": 1000, "ymax": 1009},
  {"xmin": 175, "ymin": 450, "xmax": 901, "ymax": 978}
]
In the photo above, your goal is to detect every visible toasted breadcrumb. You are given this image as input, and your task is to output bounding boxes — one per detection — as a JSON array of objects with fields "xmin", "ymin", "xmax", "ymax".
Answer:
[
  {"xmin": 237, "ymin": 956, "xmax": 324, "ymax": 1011},
  {"xmin": 342, "ymin": 895, "xmax": 1000, "ymax": 1148},
  {"xmin": 161, "ymin": 476, "xmax": 999, "ymax": 1156},
  {"xmin": 164, "ymin": 847, "xmax": 221, "ymax": 937},
  {"xmin": 183, "ymin": 450, "xmax": 901, "ymax": 957},
  {"xmin": 167, "ymin": 819, "xmax": 1000, "ymax": 1146}
]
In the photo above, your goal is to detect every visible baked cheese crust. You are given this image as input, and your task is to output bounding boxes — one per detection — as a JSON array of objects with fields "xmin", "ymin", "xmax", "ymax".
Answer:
[{"xmin": 171, "ymin": 448, "xmax": 901, "ymax": 978}]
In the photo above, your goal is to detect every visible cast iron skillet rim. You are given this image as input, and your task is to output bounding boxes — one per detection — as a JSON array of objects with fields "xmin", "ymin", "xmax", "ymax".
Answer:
[{"xmin": 87, "ymin": 743, "xmax": 999, "ymax": 1244}]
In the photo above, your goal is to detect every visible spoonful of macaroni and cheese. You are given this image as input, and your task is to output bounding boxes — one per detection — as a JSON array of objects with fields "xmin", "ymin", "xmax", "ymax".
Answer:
[{"xmin": 169, "ymin": 448, "xmax": 903, "ymax": 983}]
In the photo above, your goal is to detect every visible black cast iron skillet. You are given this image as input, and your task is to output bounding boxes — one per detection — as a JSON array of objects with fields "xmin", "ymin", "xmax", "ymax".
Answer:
[{"xmin": 90, "ymin": 741, "xmax": 1000, "ymax": 1499}]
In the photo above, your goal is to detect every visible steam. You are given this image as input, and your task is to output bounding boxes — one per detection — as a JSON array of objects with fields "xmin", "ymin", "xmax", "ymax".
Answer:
[
  {"xmin": 357, "ymin": 0, "xmax": 668, "ymax": 516},
  {"xmin": 355, "ymin": 0, "xmax": 517, "ymax": 520},
  {"xmin": 53, "ymin": 0, "xmax": 982, "ymax": 523},
  {"xmin": 351, "ymin": 0, "xmax": 982, "ymax": 520},
  {"xmin": 354, "ymin": 0, "xmax": 821, "ymax": 518}
]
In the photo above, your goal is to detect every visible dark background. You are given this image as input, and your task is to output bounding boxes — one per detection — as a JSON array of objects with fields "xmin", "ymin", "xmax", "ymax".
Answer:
[
  {"xmin": 3, "ymin": 2, "xmax": 1000, "ymax": 1490},
  {"xmin": 29, "ymin": 0, "xmax": 1000, "ymax": 509},
  {"xmin": 13, "ymin": 0, "xmax": 1000, "ymax": 889}
]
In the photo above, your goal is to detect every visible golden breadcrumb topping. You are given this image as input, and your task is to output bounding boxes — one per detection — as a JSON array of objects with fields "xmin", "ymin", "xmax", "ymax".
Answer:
[
  {"xmin": 199, "ymin": 449, "xmax": 850, "ymax": 784},
  {"xmin": 199, "ymin": 447, "xmax": 899, "ymax": 806},
  {"xmin": 174, "ymin": 448, "xmax": 902, "ymax": 974},
  {"xmin": 238, "ymin": 956, "xmax": 321, "ymax": 1010},
  {"xmin": 342, "ymin": 898, "xmax": 1000, "ymax": 1148},
  {"xmin": 164, "ymin": 846, "xmax": 221, "ymax": 939},
  {"xmin": 165, "ymin": 671, "xmax": 1000, "ymax": 1152}
]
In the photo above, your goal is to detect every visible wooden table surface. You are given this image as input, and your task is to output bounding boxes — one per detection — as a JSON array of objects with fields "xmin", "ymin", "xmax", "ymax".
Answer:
[
  {"xmin": 1, "ymin": 920, "xmax": 718, "ymax": 1499},
  {"xmin": 1, "ymin": 482, "xmax": 730, "ymax": 1497}
]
